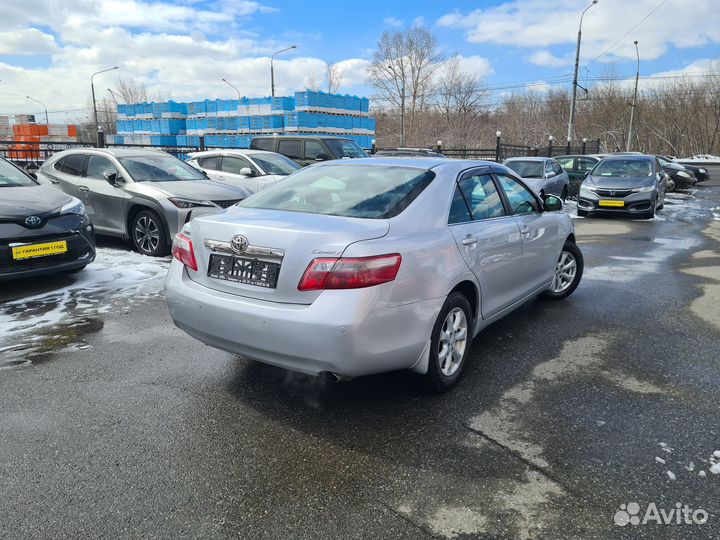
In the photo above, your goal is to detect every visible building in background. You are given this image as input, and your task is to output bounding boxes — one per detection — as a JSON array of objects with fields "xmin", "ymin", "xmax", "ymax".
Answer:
[{"xmin": 109, "ymin": 91, "xmax": 375, "ymax": 149}]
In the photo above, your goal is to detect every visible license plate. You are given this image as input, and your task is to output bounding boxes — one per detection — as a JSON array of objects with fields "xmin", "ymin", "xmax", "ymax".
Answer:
[
  {"xmin": 207, "ymin": 253, "xmax": 280, "ymax": 288},
  {"xmin": 598, "ymin": 200, "xmax": 625, "ymax": 207},
  {"xmin": 12, "ymin": 240, "xmax": 68, "ymax": 260}
]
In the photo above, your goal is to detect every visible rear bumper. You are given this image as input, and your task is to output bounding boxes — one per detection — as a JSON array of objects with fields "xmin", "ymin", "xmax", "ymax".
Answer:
[{"xmin": 164, "ymin": 260, "xmax": 443, "ymax": 377}]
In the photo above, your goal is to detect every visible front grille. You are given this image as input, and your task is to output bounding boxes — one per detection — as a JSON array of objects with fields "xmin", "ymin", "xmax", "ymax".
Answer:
[
  {"xmin": 0, "ymin": 233, "xmax": 92, "ymax": 274},
  {"xmin": 596, "ymin": 189, "xmax": 632, "ymax": 198},
  {"xmin": 212, "ymin": 199, "xmax": 242, "ymax": 209}
]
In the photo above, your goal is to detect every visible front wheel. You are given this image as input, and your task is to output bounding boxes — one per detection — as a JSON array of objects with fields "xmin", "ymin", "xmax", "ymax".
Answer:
[
  {"xmin": 541, "ymin": 241, "xmax": 583, "ymax": 300},
  {"xmin": 131, "ymin": 210, "xmax": 168, "ymax": 257},
  {"xmin": 425, "ymin": 292, "xmax": 473, "ymax": 392},
  {"xmin": 561, "ymin": 186, "xmax": 568, "ymax": 202}
]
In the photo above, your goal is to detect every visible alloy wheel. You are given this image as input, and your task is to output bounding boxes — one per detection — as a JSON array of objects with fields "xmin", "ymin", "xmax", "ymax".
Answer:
[
  {"xmin": 551, "ymin": 250, "xmax": 577, "ymax": 293},
  {"xmin": 134, "ymin": 215, "xmax": 160, "ymax": 254},
  {"xmin": 438, "ymin": 307, "xmax": 468, "ymax": 377}
]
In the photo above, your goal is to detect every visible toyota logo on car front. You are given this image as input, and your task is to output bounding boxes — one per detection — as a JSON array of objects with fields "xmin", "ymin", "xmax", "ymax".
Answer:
[
  {"xmin": 230, "ymin": 234, "xmax": 249, "ymax": 253},
  {"xmin": 24, "ymin": 215, "xmax": 42, "ymax": 228}
]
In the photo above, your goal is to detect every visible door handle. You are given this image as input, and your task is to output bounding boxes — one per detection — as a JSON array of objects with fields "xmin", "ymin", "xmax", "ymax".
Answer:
[
  {"xmin": 78, "ymin": 186, "xmax": 89, "ymax": 192},
  {"xmin": 216, "ymin": 175, "xmax": 225, "ymax": 180},
  {"xmin": 49, "ymin": 178, "xmax": 60, "ymax": 184},
  {"xmin": 462, "ymin": 235, "xmax": 478, "ymax": 246},
  {"xmin": 520, "ymin": 226, "xmax": 530, "ymax": 236}
]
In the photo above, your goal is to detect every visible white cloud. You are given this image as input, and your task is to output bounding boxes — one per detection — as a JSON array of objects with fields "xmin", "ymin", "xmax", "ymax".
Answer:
[
  {"xmin": 437, "ymin": 0, "xmax": 720, "ymax": 63},
  {"xmin": 454, "ymin": 55, "xmax": 494, "ymax": 78},
  {"xmin": 383, "ymin": 16, "xmax": 403, "ymax": 27},
  {"xmin": 0, "ymin": 28, "xmax": 57, "ymax": 55},
  {"xmin": 527, "ymin": 50, "xmax": 570, "ymax": 68},
  {"xmin": 412, "ymin": 16, "xmax": 426, "ymax": 27}
]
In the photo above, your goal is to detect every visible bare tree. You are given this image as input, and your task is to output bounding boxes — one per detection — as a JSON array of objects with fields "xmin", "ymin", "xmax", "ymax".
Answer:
[
  {"xmin": 112, "ymin": 77, "xmax": 151, "ymax": 103},
  {"xmin": 304, "ymin": 71, "xmax": 321, "ymax": 92},
  {"xmin": 326, "ymin": 60, "xmax": 344, "ymax": 94},
  {"xmin": 367, "ymin": 25, "xmax": 443, "ymax": 143},
  {"xmin": 435, "ymin": 56, "xmax": 488, "ymax": 145}
]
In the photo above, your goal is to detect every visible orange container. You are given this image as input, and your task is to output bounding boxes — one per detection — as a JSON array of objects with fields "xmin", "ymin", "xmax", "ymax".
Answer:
[{"xmin": 68, "ymin": 125, "xmax": 77, "ymax": 137}]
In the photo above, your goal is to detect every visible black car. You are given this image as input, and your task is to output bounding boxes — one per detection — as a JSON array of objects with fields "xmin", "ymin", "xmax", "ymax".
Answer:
[
  {"xmin": 0, "ymin": 157, "xmax": 95, "ymax": 281},
  {"xmin": 655, "ymin": 155, "xmax": 698, "ymax": 191},
  {"xmin": 662, "ymin": 157, "xmax": 709, "ymax": 183},
  {"xmin": 250, "ymin": 135, "xmax": 368, "ymax": 166}
]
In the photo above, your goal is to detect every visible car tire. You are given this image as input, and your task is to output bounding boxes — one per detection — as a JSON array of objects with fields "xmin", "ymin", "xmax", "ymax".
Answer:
[
  {"xmin": 657, "ymin": 194, "xmax": 664, "ymax": 210},
  {"xmin": 425, "ymin": 292, "xmax": 473, "ymax": 393},
  {"xmin": 577, "ymin": 208, "xmax": 588, "ymax": 217},
  {"xmin": 131, "ymin": 210, "xmax": 168, "ymax": 257},
  {"xmin": 540, "ymin": 241, "xmax": 583, "ymax": 301},
  {"xmin": 640, "ymin": 202, "xmax": 656, "ymax": 220},
  {"xmin": 561, "ymin": 186, "xmax": 568, "ymax": 202}
]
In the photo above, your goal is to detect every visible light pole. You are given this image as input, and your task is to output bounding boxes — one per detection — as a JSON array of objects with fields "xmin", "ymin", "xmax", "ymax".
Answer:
[
  {"xmin": 106, "ymin": 88, "xmax": 123, "ymax": 104},
  {"xmin": 271, "ymin": 45, "xmax": 296, "ymax": 99},
  {"xmin": 567, "ymin": 0, "xmax": 598, "ymax": 145},
  {"xmin": 91, "ymin": 66, "xmax": 118, "ymax": 145},
  {"xmin": 26, "ymin": 96, "xmax": 49, "ymax": 124},
  {"xmin": 386, "ymin": 64, "xmax": 405, "ymax": 146},
  {"xmin": 626, "ymin": 40, "xmax": 640, "ymax": 152},
  {"xmin": 222, "ymin": 78, "xmax": 242, "ymax": 100}
]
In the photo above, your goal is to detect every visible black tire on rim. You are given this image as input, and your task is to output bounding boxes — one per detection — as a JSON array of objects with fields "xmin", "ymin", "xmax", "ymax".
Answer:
[
  {"xmin": 540, "ymin": 241, "xmax": 584, "ymax": 300},
  {"xmin": 561, "ymin": 186, "xmax": 568, "ymax": 202},
  {"xmin": 131, "ymin": 210, "xmax": 168, "ymax": 256},
  {"xmin": 425, "ymin": 291, "xmax": 473, "ymax": 392}
]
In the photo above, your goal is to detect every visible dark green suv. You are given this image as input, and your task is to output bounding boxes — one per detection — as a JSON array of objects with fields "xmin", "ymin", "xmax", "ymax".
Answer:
[
  {"xmin": 250, "ymin": 136, "xmax": 368, "ymax": 166},
  {"xmin": 555, "ymin": 155, "xmax": 601, "ymax": 197}
]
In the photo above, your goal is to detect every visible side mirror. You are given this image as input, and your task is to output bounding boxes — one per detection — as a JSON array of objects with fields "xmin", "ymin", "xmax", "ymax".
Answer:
[
  {"xmin": 315, "ymin": 153, "xmax": 328, "ymax": 161},
  {"xmin": 543, "ymin": 194, "xmax": 563, "ymax": 211},
  {"xmin": 546, "ymin": 170, "xmax": 556, "ymax": 178},
  {"xmin": 238, "ymin": 167, "xmax": 253, "ymax": 177},
  {"xmin": 104, "ymin": 171, "xmax": 119, "ymax": 186}
]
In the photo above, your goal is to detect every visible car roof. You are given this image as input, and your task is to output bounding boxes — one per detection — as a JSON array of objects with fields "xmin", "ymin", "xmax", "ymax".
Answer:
[
  {"xmin": 318, "ymin": 156, "xmax": 508, "ymax": 172},
  {"xmin": 50, "ymin": 147, "xmax": 172, "ymax": 158},
  {"xmin": 252, "ymin": 135, "xmax": 352, "ymax": 140},
  {"xmin": 503, "ymin": 156, "xmax": 550, "ymax": 162},
  {"xmin": 555, "ymin": 154, "xmax": 600, "ymax": 159},
  {"xmin": 188, "ymin": 149, "xmax": 274, "ymax": 158},
  {"xmin": 601, "ymin": 154, "xmax": 654, "ymax": 161}
]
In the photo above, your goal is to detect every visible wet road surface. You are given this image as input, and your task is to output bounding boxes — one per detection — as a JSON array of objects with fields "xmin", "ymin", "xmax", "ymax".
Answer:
[{"xmin": 1, "ymin": 172, "xmax": 719, "ymax": 539}]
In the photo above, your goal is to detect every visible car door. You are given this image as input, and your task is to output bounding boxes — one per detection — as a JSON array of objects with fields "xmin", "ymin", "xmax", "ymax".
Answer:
[
  {"xmin": 196, "ymin": 155, "xmax": 222, "ymax": 182},
  {"xmin": 277, "ymin": 139, "xmax": 306, "ymax": 166},
  {"xmin": 80, "ymin": 154, "xmax": 130, "ymax": 235},
  {"xmin": 47, "ymin": 154, "xmax": 85, "ymax": 197},
  {"xmin": 495, "ymin": 172, "xmax": 559, "ymax": 292},
  {"xmin": 304, "ymin": 140, "xmax": 328, "ymax": 164},
  {"xmin": 551, "ymin": 160, "xmax": 568, "ymax": 196},
  {"xmin": 447, "ymin": 168, "xmax": 525, "ymax": 318},
  {"xmin": 220, "ymin": 155, "xmax": 260, "ymax": 192}
]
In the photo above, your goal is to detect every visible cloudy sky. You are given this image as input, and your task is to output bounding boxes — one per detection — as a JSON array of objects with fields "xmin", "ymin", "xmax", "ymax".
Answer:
[{"xmin": 0, "ymin": 0, "xmax": 717, "ymax": 122}]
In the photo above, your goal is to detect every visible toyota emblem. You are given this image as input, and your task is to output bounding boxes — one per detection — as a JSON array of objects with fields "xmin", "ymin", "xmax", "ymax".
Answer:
[
  {"xmin": 24, "ymin": 215, "xmax": 43, "ymax": 228},
  {"xmin": 230, "ymin": 234, "xmax": 249, "ymax": 253}
]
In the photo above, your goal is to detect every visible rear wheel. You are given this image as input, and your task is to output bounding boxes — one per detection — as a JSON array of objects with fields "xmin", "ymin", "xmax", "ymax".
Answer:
[
  {"xmin": 131, "ymin": 210, "xmax": 168, "ymax": 257},
  {"xmin": 425, "ymin": 292, "xmax": 473, "ymax": 392},
  {"xmin": 541, "ymin": 241, "xmax": 583, "ymax": 300}
]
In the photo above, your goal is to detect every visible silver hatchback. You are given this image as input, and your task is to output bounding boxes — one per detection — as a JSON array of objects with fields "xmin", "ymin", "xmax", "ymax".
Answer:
[
  {"xmin": 37, "ymin": 148, "xmax": 251, "ymax": 256},
  {"xmin": 165, "ymin": 158, "xmax": 583, "ymax": 391}
]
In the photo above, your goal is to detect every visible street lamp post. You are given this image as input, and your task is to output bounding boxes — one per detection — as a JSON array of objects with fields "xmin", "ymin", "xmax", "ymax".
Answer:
[
  {"xmin": 567, "ymin": 0, "xmax": 599, "ymax": 145},
  {"xmin": 91, "ymin": 66, "xmax": 118, "ymax": 146},
  {"xmin": 626, "ymin": 40, "xmax": 640, "ymax": 152},
  {"xmin": 26, "ymin": 96, "xmax": 49, "ymax": 124},
  {"xmin": 271, "ymin": 45, "xmax": 296, "ymax": 99},
  {"xmin": 106, "ymin": 88, "xmax": 123, "ymax": 104},
  {"xmin": 222, "ymin": 78, "xmax": 242, "ymax": 100}
]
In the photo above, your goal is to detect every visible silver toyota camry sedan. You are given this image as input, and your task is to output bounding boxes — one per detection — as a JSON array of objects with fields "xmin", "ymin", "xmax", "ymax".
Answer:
[{"xmin": 165, "ymin": 158, "xmax": 583, "ymax": 391}]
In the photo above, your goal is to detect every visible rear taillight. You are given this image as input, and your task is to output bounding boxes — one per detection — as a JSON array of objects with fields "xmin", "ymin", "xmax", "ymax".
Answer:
[
  {"xmin": 298, "ymin": 253, "xmax": 402, "ymax": 291},
  {"xmin": 171, "ymin": 232, "xmax": 198, "ymax": 271}
]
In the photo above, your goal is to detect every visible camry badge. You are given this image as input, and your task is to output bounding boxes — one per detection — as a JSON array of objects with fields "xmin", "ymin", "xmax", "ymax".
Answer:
[
  {"xmin": 24, "ymin": 215, "xmax": 42, "ymax": 227},
  {"xmin": 230, "ymin": 234, "xmax": 249, "ymax": 253}
]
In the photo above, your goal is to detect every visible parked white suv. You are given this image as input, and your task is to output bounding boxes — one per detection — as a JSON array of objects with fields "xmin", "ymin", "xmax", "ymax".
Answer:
[{"xmin": 187, "ymin": 149, "xmax": 301, "ymax": 193}]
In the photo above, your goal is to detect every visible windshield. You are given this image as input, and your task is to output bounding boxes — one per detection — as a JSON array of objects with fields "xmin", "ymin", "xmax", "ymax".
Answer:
[
  {"xmin": 0, "ymin": 159, "xmax": 37, "ymax": 187},
  {"xmin": 324, "ymin": 139, "xmax": 368, "ymax": 158},
  {"xmin": 593, "ymin": 159, "xmax": 653, "ymax": 178},
  {"xmin": 504, "ymin": 160, "xmax": 544, "ymax": 178},
  {"xmin": 118, "ymin": 155, "xmax": 208, "ymax": 182},
  {"xmin": 241, "ymin": 164, "xmax": 435, "ymax": 219},
  {"xmin": 252, "ymin": 153, "xmax": 301, "ymax": 175}
]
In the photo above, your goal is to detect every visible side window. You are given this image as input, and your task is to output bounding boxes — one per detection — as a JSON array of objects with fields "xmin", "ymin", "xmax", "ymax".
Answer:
[
  {"xmin": 304, "ymin": 141, "xmax": 325, "ymax": 160},
  {"xmin": 85, "ymin": 156, "xmax": 118, "ymax": 180},
  {"xmin": 577, "ymin": 158, "xmax": 596, "ymax": 172},
  {"xmin": 251, "ymin": 138, "xmax": 274, "ymax": 151},
  {"xmin": 556, "ymin": 157, "xmax": 575, "ymax": 170},
  {"xmin": 449, "ymin": 173, "xmax": 506, "ymax": 224},
  {"xmin": 62, "ymin": 154, "xmax": 86, "ymax": 176},
  {"xmin": 222, "ymin": 156, "xmax": 253, "ymax": 175},
  {"xmin": 496, "ymin": 174, "xmax": 539, "ymax": 215},
  {"xmin": 545, "ymin": 161, "xmax": 554, "ymax": 176},
  {"xmin": 199, "ymin": 156, "xmax": 220, "ymax": 170},
  {"xmin": 552, "ymin": 161, "xmax": 563, "ymax": 175},
  {"xmin": 278, "ymin": 140, "xmax": 302, "ymax": 160},
  {"xmin": 54, "ymin": 157, "xmax": 66, "ymax": 172}
]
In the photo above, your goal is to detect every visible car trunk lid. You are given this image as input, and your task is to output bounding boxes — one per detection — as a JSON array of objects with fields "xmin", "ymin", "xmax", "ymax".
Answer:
[{"xmin": 185, "ymin": 206, "xmax": 389, "ymax": 304}]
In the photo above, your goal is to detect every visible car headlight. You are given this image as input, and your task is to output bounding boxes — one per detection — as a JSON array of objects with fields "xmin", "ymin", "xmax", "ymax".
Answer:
[
  {"xmin": 632, "ymin": 185, "xmax": 655, "ymax": 193},
  {"xmin": 59, "ymin": 198, "xmax": 85, "ymax": 215},
  {"xmin": 168, "ymin": 197, "xmax": 214, "ymax": 209},
  {"xmin": 677, "ymin": 171, "xmax": 691, "ymax": 178},
  {"xmin": 699, "ymin": 168, "xmax": 706, "ymax": 173},
  {"xmin": 580, "ymin": 185, "xmax": 598, "ymax": 192}
]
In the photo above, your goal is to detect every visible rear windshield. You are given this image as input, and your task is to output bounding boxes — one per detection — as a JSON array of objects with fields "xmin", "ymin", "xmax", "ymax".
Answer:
[
  {"xmin": 118, "ymin": 155, "xmax": 207, "ymax": 182},
  {"xmin": 593, "ymin": 159, "xmax": 653, "ymax": 177},
  {"xmin": 324, "ymin": 139, "xmax": 368, "ymax": 158},
  {"xmin": 504, "ymin": 160, "xmax": 544, "ymax": 178},
  {"xmin": 241, "ymin": 164, "xmax": 435, "ymax": 219},
  {"xmin": 0, "ymin": 159, "xmax": 37, "ymax": 187}
]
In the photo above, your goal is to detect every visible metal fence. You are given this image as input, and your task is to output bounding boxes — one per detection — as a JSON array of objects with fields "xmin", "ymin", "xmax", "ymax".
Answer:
[{"xmin": 426, "ymin": 139, "xmax": 602, "ymax": 163}]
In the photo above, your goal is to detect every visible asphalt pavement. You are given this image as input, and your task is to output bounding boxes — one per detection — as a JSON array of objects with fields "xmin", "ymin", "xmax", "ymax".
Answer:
[{"xmin": 1, "ymin": 170, "xmax": 719, "ymax": 539}]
